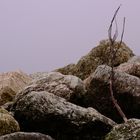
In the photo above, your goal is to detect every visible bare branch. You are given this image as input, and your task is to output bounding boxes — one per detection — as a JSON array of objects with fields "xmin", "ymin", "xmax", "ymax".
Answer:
[
  {"xmin": 120, "ymin": 17, "xmax": 126, "ymax": 46},
  {"xmin": 108, "ymin": 5, "xmax": 121, "ymax": 43},
  {"xmin": 108, "ymin": 5, "xmax": 128, "ymax": 122},
  {"xmin": 114, "ymin": 17, "xmax": 126, "ymax": 56}
]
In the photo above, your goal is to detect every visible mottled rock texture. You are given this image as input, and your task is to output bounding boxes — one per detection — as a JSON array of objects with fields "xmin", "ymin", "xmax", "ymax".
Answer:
[
  {"xmin": 26, "ymin": 72, "xmax": 86, "ymax": 105},
  {"xmin": 83, "ymin": 65, "xmax": 140, "ymax": 122},
  {"xmin": 56, "ymin": 39, "xmax": 134, "ymax": 80},
  {"xmin": 0, "ymin": 70, "xmax": 31, "ymax": 105},
  {"xmin": 105, "ymin": 119, "xmax": 140, "ymax": 140},
  {"xmin": 116, "ymin": 56, "xmax": 140, "ymax": 78},
  {"xmin": 55, "ymin": 64, "xmax": 76, "ymax": 75},
  {"xmin": 0, "ymin": 87, "xmax": 16, "ymax": 106},
  {"xmin": 0, "ymin": 107, "xmax": 20, "ymax": 136},
  {"xmin": 0, "ymin": 132, "xmax": 54, "ymax": 140},
  {"xmin": 11, "ymin": 91, "xmax": 116, "ymax": 140}
]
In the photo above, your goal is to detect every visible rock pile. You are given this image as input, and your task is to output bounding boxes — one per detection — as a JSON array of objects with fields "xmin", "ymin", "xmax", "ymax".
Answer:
[{"xmin": 1, "ymin": 39, "xmax": 140, "ymax": 140}]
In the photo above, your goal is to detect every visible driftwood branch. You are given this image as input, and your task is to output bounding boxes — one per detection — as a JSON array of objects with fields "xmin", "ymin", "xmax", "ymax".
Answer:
[{"xmin": 108, "ymin": 6, "xmax": 127, "ymax": 122}]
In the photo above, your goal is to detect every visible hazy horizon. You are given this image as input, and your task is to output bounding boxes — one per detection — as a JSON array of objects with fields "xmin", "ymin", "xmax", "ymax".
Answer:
[{"xmin": 0, "ymin": 0, "xmax": 139, "ymax": 73}]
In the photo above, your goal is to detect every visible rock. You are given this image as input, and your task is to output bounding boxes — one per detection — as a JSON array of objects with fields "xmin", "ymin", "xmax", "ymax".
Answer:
[
  {"xmin": 0, "ymin": 132, "xmax": 54, "ymax": 140},
  {"xmin": 128, "ymin": 56, "xmax": 140, "ymax": 63},
  {"xmin": 0, "ymin": 87, "xmax": 16, "ymax": 106},
  {"xmin": 0, "ymin": 70, "xmax": 32, "ymax": 92},
  {"xmin": 30, "ymin": 72, "xmax": 49, "ymax": 80},
  {"xmin": 11, "ymin": 91, "xmax": 116, "ymax": 140},
  {"xmin": 55, "ymin": 64, "xmax": 76, "ymax": 76},
  {"xmin": 2, "ymin": 101, "xmax": 13, "ymax": 112},
  {"xmin": 0, "ymin": 107, "xmax": 20, "ymax": 136},
  {"xmin": 116, "ymin": 62, "xmax": 140, "ymax": 78},
  {"xmin": 24, "ymin": 72, "xmax": 86, "ymax": 105},
  {"xmin": 84, "ymin": 65, "xmax": 140, "ymax": 122},
  {"xmin": 105, "ymin": 119, "xmax": 140, "ymax": 140},
  {"xmin": 64, "ymin": 39, "xmax": 133, "ymax": 80},
  {"xmin": 116, "ymin": 56, "xmax": 140, "ymax": 78}
]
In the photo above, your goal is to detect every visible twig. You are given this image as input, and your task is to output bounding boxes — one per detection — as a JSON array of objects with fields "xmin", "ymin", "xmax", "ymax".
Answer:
[{"xmin": 108, "ymin": 5, "xmax": 128, "ymax": 122}]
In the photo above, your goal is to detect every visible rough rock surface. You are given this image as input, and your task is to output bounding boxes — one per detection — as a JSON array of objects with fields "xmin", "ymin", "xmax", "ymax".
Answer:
[
  {"xmin": 0, "ymin": 132, "xmax": 54, "ymax": 140},
  {"xmin": 30, "ymin": 72, "xmax": 49, "ymax": 80},
  {"xmin": 105, "ymin": 119, "xmax": 140, "ymax": 140},
  {"xmin": 0, "ymin": 70, "xmax": 31, "ymax": 94},
  {"xmin": 128, "ymin": 56, "xmax": 140, "ymax": 63},
  {"xmin": 55, "ymin": 64, "xmax": 76, "ymax": 75},
  {"xmin": 11, "ymin": 91, "xmax": 116, "ymax": 140},
  {"xmin": 26, "ymin": 72, "xmax": 86, "ymax": 105},
  {"xmin": 84, "ymin": 65, "xmax": 140, "ymax": 122},
  {"xmin": 0, "ymin": 87, "xmax": 16, "ymax": 106},
  {"xmin": 56, "ymin": 39, "xmax": 134, "ymax": 80},
  {"xmin": 0, "ymin": 107, "xmax": 20, "ymax": 136},
  {"xmin": 116, "ymin": 56, "xmax": 140, "ymax": 78}
]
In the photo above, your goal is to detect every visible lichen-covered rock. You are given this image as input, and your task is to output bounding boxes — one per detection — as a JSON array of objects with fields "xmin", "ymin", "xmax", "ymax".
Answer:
[
  {"xmin": 0, "ymin": 132, "xmax": 54, "ymax": 140},
  {"xmin": 0, "ymin": 107, "xmax": 20, "ymax": 136},
  {"xmin": 83, "ymin": 65, "xmax": 140, "ymax": 122},
  {"xmin": 55, "ymin": 63, "xmax": 76, "ymax": 75},
  {"xmin": 0, "ymin": 70, "xmax": 31, "ymax": 94},
  {"xmin": 53, "ymin": 40, "xmax": 134, "ymax": 80},
  {"xmin": 128, "ymin": 56, "xmax": 140, "ymax": 63},
  {"xmin": 105, "ymin": 119, "xmax": 140, "ymax": 140},
  {"xmin": 11, "ymin": 91, "xmax": 116, "ymax": 140},
  {"xmin": 23, "ymin": 72, "xmax": 86, "ymax": 105},
  {"xmin": 75, "ymin": 39, "xmax": 134, "ymax": 80},
  {"xmin": 30, "ymin": 72, "xmax": 49, "ymax": 79},
  {"xmin": 116, "ymin": 56, "xmax": 140, "ymax": 78},
  {"xmin": 0, "ymin": 87, "xmax": 16, "ymax": 106}
]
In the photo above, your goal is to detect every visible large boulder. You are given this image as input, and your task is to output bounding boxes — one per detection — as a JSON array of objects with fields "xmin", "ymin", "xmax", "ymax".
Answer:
[
  {"xmin": 26, "ymin": 72, "xmax": 86, "ymax": 105},
  {"xmin": 0, "ymin": 70, "xmax": 32, "ymax": 105},
  {"xmin": 0, "ymin": 107, "xmax": 20, "ymax": 136},
  {"xmin": 11, "ymin": 91, "xmax": 116, "ymax": 140},
  {"xmin": 0, "ymin": 132, "xmax": 54, "ymax": 140},
  {"xmin": 0, "ymin": 70, "xmax": 31, "ymax": 92},
  {"xmin": 55, "ymin": 39, "xmax": 134, "ymax": 80},
  {"xmin": 83, "ymin": 65, "xmax": 140, "ymax": 122},
  {"xmin": 105, "ymin": 119, "xmax": 140, "ymax": 140},
  {"xmin": 116, "ymin": 56, "xmax": 140, "ymax": 78}
]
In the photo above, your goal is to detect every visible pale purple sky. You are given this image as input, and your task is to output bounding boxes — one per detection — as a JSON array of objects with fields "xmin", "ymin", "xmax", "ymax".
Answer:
[{"xmin": 0, "ymin": 0, "xmax": 139, "ymax": 73}]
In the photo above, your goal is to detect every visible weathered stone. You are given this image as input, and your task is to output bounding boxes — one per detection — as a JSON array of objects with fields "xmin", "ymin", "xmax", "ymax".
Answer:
[
  {"xmin": 53, "ymin": 40, "xmax": 134, "ymax": 80},
  {"xmin": 75, "ymin": 39, "xmax": 134, "ymax": 80},
  {"xmin": 30, "ymin": 72, "xmax": 49, "ymax": 80},
  {"xmin": 128, "ymin": 56, "xmax": 140, "ymax": 63},
  {"xmin": 11, "ymin": 91, "xmax": 116, "ymax": 140},
  {"xmin": 55, "ymin": 63, "xmax": 76, "ymax": 75},
  {"xmin": 116, "ymin": 56, "xmax": 140, "ymax": 78},
  {"xmin": 23, "ymin": 72, "xmax": 86, "ymax": 105},
  {"xmin": 0, "ymin": 132, "xmax": 54, "ymax": 140},
  {"xmin": 0, "ymin": 107, "xmax": 20, "ymax": 136},
  {"xmin": 105, "ymin": 119, "xmax": 140, "ymax": 140},
  {"xmin": 84, "ymin": 65, "xmax": 140, "ymax": 122},
  {"xmin": 0, "ymin": 70, "xmax": 31, "ymax": 93},
  {"xmin": 0, "ymin": 87, "xmax": 16, "ymax": 106},
  {"xmin": 2, "ymin": 102, "xmax": 13, "ymax": 112}
]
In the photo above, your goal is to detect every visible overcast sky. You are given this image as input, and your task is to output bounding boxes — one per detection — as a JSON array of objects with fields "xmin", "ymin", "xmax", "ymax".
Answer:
[{"xmin": 0, "ymin": 0, "xmax": 139, "ymax": 73}]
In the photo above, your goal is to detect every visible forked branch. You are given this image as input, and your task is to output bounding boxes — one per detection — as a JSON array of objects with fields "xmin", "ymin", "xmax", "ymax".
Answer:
[{"xmin": 108, "ymin": 5, "xmax": 127, "ymax": 123}]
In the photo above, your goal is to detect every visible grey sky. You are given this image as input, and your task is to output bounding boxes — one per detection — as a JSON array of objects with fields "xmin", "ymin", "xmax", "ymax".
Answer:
[{"xmin": 0, "ymin": 0, "xmax": 139, "ymax": 73}]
